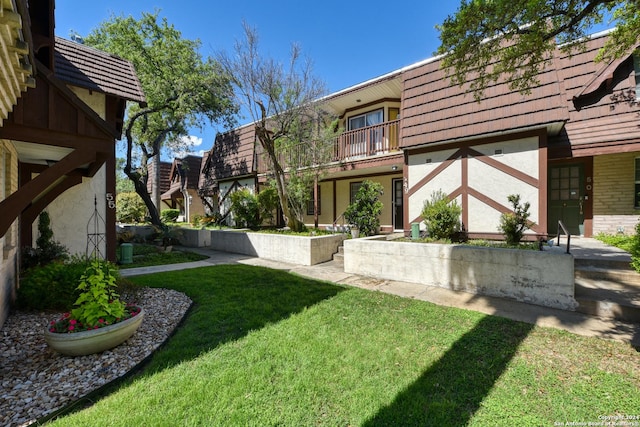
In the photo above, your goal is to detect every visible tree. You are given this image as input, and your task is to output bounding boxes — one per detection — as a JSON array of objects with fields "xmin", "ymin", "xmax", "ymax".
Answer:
[
  {"xmin": 437, "ymin": 0, "xmax": 639, "ymax": 99},
  {"xmin": 85, "ymin": 11, "xmax": 237, "ymax": 226},
  {"xmin": 217, "ymin": 22, "xmax": 331, "ymax": 232}
]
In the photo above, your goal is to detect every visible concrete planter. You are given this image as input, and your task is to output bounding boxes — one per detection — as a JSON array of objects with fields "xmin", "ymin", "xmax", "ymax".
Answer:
[
  {"xmin": 344, "ymin": 237, "xmax": 577, "ymax": 310},
  {"xmin": 180, "ymin": 228, "xmax": 212, "ymax": 247},
  {"xmin": 44, "ymin": 307, "xmax": 145, "ymax": 356},
  {"xmin": 209, "ymin": 230, "xmax": 346, "ymax": 266}
]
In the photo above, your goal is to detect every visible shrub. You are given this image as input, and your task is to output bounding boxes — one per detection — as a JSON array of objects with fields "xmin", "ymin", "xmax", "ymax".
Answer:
[
  {"xmin": 344, "ymin": 180, "xmax": 384, "ymax": 236},
  {"xmin": 230, "ymin": 188, "xmax": 260, "ymax": 228},
  {"xmin": 160, "ymin": 209, "xmax": 180, "ymax": 223},
  {"xmin": 116, "ymin": 192, "xmax": 147, "ymax": 223},
  {"xmin": 630, "ymin": 222, "xmax": 640, "ymax": 273},
  {"xmin": 71, "ymin": 260, "xmax": 126, "ymax": 328},
  {"xmin": 16, "ymin": 257, "xmax": 92, "ymax": 310},
  {"xmin": 498, "ymin": 194, "xmax": 533, "ymax": 245},
  {"xmin": 257, "ymin": 186, "xmax": 279, "ymax": 226},
  {"xmin": 21, "ymin": 211, "xmax": 69, "ymax": 270},
  {"xmin": 421, "ymin": 190, "xmax": 462, "ymax": 241}
]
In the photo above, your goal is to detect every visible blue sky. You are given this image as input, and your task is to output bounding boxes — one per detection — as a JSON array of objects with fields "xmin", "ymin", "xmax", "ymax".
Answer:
[
  {"xmin": 54, "ymin": 1, "xmax": 460, "ymax": 159},
  {"xmin": 54, "ymin": 1, "xmax": 614, "ymax": 160}
]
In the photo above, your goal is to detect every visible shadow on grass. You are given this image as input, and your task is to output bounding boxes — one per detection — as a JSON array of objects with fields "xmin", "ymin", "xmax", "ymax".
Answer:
[
  {"xmin": 363, "ymin": 315, "xmax": 534, "ymax": 426},
  {"xmin": 129, "ymin": 264, "xmax": 346, "ymax": 375}
]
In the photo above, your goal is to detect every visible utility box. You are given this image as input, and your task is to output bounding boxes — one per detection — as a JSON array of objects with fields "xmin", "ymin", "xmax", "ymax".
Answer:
[
  {"xmin": 120, "ymin": 243, "xmax": 133, "ymax": 264},
  {"xmin": 411, "ymin": 223, "xmax": 420, "ymax": 240}
]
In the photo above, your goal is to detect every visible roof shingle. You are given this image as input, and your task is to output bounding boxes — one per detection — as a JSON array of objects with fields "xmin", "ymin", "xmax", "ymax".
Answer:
[{"xmin": 54, "ymin": 36, "xmax": 146, "ymax": 104}]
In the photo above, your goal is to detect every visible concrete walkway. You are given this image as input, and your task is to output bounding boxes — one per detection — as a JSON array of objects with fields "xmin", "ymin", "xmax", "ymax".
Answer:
[{"xmin": 120, "ymin": 241, "xmax": 640, "ymax": 348}]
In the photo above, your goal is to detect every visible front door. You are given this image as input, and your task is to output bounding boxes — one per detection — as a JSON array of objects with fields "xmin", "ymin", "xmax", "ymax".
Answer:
[
  {"xmin": 393, "ymin": 178, "xmax": 404, "ymax": 230},
  {"xmin": 548, "ymin": 164, "xmax": 585, "ymax": 235}
]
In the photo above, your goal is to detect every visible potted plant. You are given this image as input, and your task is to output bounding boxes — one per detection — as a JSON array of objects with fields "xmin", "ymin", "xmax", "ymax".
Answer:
[
  {"xmin": 344, "ymin": 180, "xmax": 384, "ymax": 237},
  {"xmin": 44, "ymin": 259, "xmax": 144, "ymax": 356}
]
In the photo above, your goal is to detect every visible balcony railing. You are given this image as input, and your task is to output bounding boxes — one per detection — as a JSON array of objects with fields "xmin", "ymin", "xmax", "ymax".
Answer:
[
  {"xmin": 256, "ymin": 119, "xmax": 400, "ymax": 173},
  {"xmin": 335, "ymin": 119, "xmax": 400, "ymax": 160}
]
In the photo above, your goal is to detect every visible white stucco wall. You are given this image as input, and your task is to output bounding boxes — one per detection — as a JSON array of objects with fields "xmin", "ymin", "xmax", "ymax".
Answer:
[
  {"xmin": 218, "ymin": 177, "xmax": 256, "ymax": 226},
  {"xmin": 408, "ymin": 135, "xmax": 540, "ymax": 235},
  {"xmin": 36, "ymin": 165, "xmax": 108, "ymax": 258}
]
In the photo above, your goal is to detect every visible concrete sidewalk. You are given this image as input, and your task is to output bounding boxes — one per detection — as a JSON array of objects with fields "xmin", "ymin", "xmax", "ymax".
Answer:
[{"xmin": 120, "ymin": 246, "xmax": 640, "ymax": 348}]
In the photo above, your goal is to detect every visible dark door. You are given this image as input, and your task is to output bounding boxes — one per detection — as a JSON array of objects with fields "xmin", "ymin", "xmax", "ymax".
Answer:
[
  {"xmin": 393, "ymin": 178, "xmax": 404, "ymax": 230},
  {"xmin": 548, "ymin": 164, "xmax": 584, "ymax": 235}
]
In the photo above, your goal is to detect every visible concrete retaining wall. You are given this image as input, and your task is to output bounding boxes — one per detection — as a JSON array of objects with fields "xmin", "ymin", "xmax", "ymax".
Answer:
[
  {"xmin": 210, "ymin": 230, "xmax": 346, "ymax": 266},
  {"xmin": 344, "ymin": 237, "xmax": 576, "ymax": 310},
  {"xmin": 180, "ymin": 228, "xmax": 212, "ymax": 247}
]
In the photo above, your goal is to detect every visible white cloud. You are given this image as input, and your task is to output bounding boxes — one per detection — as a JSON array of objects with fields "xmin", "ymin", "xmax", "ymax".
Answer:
[{"xmin": 168, "ymin": 135, "xmax": 206, "ymax": 159}]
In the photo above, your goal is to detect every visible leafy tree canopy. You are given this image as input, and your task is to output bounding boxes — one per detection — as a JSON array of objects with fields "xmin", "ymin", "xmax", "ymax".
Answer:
[
  {"xmin": 84, "ymin": 11, "xmax": 237, "ymax": 225},
  {"xmin": 437, "ymin": 0, "xmax": 640, "ymax": 99}
]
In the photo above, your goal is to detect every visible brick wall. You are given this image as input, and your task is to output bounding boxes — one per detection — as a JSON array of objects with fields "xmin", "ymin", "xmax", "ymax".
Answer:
[
  {"xmin": 1, "ymin": 140, "xmax": 19, "ymax": 330},
  {"xmin": 593, "ymin": 152, "xmax": 639, "ymax": 235}
]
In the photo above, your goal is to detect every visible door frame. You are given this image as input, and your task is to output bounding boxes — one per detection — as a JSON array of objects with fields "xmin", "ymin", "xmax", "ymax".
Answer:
[{"xmin": 547, "ymin": 158, "xmax": 593, "ymax": 237}]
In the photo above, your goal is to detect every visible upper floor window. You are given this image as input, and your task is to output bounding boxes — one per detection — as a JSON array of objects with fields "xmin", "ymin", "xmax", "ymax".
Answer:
[{"xmin": 348, "ymin": 109, "xmax": 383, "ymax": 131}]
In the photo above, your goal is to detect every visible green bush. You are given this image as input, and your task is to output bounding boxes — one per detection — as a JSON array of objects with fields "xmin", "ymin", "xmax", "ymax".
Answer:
[
  {"xmin": 258, "ymin": 186, "xmax": 279, "ymax": 226},
  {"xmin": 16, "ymin": 257, "xmax": 92, "ymax": 310},
  {"xmin": 344, "ymin": 180, "xmax": 384, "ymax": 236},
  {"xmin": 498, "ymin": 194, "xmax": 533, "ymax": 245},
  {"xmin": 230, "ymin": 188, "xmax": 260, "ymax": 228},
  {"xmin": 116, "ymin": 192, "xmax": 147, "ymax": 223},
  {"xmin": 21, "ymin": 211, "xmax": 69, "ymax": 271},
  {"xmin": 421, "ymin": 190, "xmax": 462, "ymax": 241},
  {"xmin": 160, "ymin": 209, "xmax": 180, "ymax": 223},
  {"xmin": 630, "ymin": 223, "xmax": 640, "ymax": 272}
]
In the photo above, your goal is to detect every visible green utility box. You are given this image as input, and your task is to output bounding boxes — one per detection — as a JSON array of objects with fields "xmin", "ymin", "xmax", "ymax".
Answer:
[
  {"xmin": 411, "ymin": 223, "xmax": 420, "ymax": 240},
  {"xmin": 120, "ymin": 243, "xmax": 133, "ymax": 264}
]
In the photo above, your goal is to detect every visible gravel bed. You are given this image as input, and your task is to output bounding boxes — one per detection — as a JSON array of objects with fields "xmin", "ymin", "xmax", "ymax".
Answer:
[{"xmin": 0, "ymin": 287, "xmax": 192, "ymax": 427}]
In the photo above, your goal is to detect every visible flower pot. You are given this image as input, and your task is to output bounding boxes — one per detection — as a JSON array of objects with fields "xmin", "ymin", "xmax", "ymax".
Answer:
[
  {"xmin": 44, "ymin": 307, "xmax": 145, "ymax": 356},
  {"xmin": 350, "ymin": 227, "xmax": 360, "ymax": 238}
]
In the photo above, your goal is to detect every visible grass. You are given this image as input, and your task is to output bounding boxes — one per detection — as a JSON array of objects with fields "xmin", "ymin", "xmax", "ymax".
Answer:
[
  {"xmin": 594, "ymin": 232, "xmax": 635, "ymax": 253},
  {"xmin": 49, "ymin": 265, "xmax": 640, "ymax": 426},
  {"xmin": 117, "ymin": 243, "xmax": 208, "ymax": 269}
]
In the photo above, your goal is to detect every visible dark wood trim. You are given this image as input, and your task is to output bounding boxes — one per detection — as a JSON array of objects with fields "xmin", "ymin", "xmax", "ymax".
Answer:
[
  {"xmin": 341, "ymin": 98, "xmax": 401, "ymax": 118},
  {"xmin": 20, "ymin": 172, "xmax": 83, "ymax": 248},
  {"xmin": 406, "ymin": 129, "xmax": 544, "ymax": 156},
  {"xmin": 468, "ymin": 147, "xmax": 539, "ymax": 187},
  {"xmin": 105, "ymin": 154, "xmax": 116, "ymax": 262},
  {"xmin": 584, "ymin": 156, "xmax": 593, "ymax": 237},
  {"xmin": 407, "ymin": 149, "xmax": 462, "ymax": 197},
  {"xmin": 0, "ymin": 149, "xmax": 94, "ymax": 237},
  {"xmin": 538, "ymin": 132, "xmax": 549, "ymax": 235},
  {"xmin": 461, "ymin": 150, "xmax": 469, "ymax": 229}
]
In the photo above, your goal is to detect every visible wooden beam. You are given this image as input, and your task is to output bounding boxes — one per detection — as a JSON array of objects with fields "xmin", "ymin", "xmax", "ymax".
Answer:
[{"xmin": 0, "ymin": 148, "xmax": 94, "ymax": 237}]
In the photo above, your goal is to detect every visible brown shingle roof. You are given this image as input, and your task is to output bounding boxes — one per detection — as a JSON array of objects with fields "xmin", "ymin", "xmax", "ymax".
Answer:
[{"xmin": 54, "ymin": 36, "xmax": 146, "ymax": 104}]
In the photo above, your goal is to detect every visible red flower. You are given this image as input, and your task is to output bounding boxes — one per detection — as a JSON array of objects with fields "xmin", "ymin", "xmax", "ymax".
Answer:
[
  {"xmin": 69, "ymin": 319, "xmax": 77, "ymax": 325},
  {"xmin": 68, "ymin": 325, "xmax": 75, "ymax": 331},
  {"xmin": 98, "ymin": 319, "xmax": 105, "ymax": 324}
]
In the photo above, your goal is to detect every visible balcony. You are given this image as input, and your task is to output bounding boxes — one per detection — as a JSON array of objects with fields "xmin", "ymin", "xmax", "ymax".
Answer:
[{"xmin": 256, "ymin": 119, "xmax": 400, "ymax": 173}]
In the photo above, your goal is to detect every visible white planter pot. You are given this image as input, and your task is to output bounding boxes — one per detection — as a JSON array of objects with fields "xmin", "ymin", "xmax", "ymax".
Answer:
[{"xmin": 44, "ymin": 307, "xmax": 145, "ymax": 356}]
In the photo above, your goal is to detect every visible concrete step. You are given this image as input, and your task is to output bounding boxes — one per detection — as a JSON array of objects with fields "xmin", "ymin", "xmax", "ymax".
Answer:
[
  {"xmin": 575, "ymin": 257, "xmax": 632, "ymax": 271},
  {"xmin": 575, "ymin": 266, "xmax": 640, "ymax": 286},
  {"xmin": 574, "ymin": 276, "xmax": 640, "ymax": 322}
]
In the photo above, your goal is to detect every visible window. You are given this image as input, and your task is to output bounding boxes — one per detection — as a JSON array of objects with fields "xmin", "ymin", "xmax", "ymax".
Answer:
[
  {"xmin": 348, "ymin": 109, "xmax": 383, "ymax": 130},
  {"xmin": 635, "ymin": 158, "xmax": 640, "ymax": 208},
  {"xmin": 350, "ymin": 182, "xmax": 362, "ymax": 204},
  {"xmin": 307, "ymin": 186, "xmax": 321, "ymax": 216}
]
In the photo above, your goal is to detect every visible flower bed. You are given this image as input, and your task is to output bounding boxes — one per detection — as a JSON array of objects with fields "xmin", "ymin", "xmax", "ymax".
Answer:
[
  {"xmin": 209, "ymin": 230, "xmax": 346, "ymax": 266},
  {"xmin": 344, "ymin": 236, "xmax": 577, "ymax": 310}
]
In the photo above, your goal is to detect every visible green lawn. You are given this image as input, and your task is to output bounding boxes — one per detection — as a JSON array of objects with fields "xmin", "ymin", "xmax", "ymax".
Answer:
[
  {"xmin": 50, "ymin": 265, "xmax": 640, "ymax": 426},
  {"xmin": 117, "ymin": 243, "xmax": 208, "ymax": 269}
]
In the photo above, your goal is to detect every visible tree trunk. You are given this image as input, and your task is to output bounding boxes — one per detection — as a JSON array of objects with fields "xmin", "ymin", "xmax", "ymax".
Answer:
[
  {"xmin": 125, "ymin": 169, "xmax": 162, "ymax": 227},
  {"xmin": 151, "ymin": 155, "xmax": 161, "ymax": 214}
]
